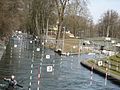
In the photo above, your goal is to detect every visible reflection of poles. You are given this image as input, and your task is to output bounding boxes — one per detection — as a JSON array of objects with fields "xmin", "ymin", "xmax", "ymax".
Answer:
[{"xmin": 62, "ymin": 27, "xmax": 65, "ymax": 53}]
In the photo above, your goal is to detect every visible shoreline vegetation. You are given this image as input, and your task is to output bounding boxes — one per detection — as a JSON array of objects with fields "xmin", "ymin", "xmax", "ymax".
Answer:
[{"xmin": 80, "ymin": 53, "xmax": 120, "ymax": 85}]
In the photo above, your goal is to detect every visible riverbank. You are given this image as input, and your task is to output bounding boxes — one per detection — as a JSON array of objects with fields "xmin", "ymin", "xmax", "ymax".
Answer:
[
  {"xmin": 45, "ymin": 38, "xmax": 94, "ymax": 55},
  {"xmin": 80, "ymin": 54, "xmax": 120, "ymax": 85}
]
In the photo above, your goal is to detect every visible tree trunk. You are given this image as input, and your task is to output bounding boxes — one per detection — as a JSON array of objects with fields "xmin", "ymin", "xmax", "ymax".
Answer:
[
  {"xmin": 35, "ymin": 14, "xmax": 39, "ymax": 36},
  {"xmin": 46, "ymin": 18, "xmax": 49, "ymax": 39},
  {"xmin": 106, "ymin": 25, "xmax": 110, "ymax": 37}
]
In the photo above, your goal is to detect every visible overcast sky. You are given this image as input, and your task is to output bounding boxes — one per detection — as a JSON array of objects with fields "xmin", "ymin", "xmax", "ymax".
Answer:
[{"xmin": 88, "ymin": 0, "xmax": 120, "ymax": 24}]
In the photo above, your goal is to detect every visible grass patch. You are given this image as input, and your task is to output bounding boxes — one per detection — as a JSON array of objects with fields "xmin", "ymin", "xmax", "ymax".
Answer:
[
  {"xmin": 86, "ymin": 54, "xmax": 120, "ymax": 77},
  {"xmin": 45, "ymin": 37, "xmax": 93, "ymax": 54}
]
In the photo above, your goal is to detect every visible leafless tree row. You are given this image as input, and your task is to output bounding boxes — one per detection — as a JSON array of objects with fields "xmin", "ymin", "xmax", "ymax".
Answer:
[
  {"xmin": 0, "ymin": 0, "xmax": 29, "ymax": 40},
  {"xmin": 96, "ymin": 10, "xmax": 120, "ymax": 38},
  {"xmin": 26, "ymin": 0, "xmax": 90, "ymax": 39},
  {"xmin": 1, "ymin": 0, "xmax": 119, "ymax": 41}
]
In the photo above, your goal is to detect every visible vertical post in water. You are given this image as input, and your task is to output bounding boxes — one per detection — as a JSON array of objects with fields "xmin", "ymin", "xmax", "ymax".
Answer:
[
  {"xmin": 90, "ymin": 66, "xmax": 93, "ymax": 85},
  {"xmin": 105, "ymin": 68, "xmax": 108, "ymax": 86},
  {"xmin": 37, "ymin": 65, "xmax": 40, "ymax": 90}
]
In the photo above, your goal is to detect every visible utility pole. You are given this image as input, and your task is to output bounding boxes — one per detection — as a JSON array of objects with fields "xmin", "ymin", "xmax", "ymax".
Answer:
[
  {"xmin": 62, "ymin": 27, "xmax": 65, "ymax": 53},
  {"xmin": 106, "ymin": 25, "xmax": 110, "ymax": 37},
  {"xmin": 45, "ymin": 19, "xmax": 49, "ymax": 41}
]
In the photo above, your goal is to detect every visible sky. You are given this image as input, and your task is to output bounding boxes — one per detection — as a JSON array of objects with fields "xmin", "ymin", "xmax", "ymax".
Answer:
[{"xmin": 88, "ymin": 0, "xmax": 120, "ymax": 24}]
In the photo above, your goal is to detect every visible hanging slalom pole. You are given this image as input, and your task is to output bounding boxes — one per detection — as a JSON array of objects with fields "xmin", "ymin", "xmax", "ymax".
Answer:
[
  {"xmin": 105, "ymin": 68, "xmax": 108, "ymax": 86},
  {"xmin": 90, "ymin": 66, "xmax": 93, "ymax": 85},
  {"xmin": 37, "ymin": 65, "xmax": 41, "ymax": 90}
]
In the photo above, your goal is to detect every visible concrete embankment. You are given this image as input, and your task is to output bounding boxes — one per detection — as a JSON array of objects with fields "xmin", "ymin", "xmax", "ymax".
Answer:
[{"xmin": 80, "ymin": 61, "xmax": 120, "ymax": 86}]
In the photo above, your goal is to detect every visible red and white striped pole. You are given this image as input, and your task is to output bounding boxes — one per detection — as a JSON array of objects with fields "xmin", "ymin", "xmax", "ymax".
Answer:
[{"xmin": 37, "ymin": 65, "xmax": 41, "ymax": 90}]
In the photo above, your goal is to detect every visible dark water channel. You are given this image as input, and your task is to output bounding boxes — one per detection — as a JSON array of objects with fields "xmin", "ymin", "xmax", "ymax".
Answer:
[{"xmin": 0, "ymin": 36, "xmax": 120, "ymax": 90}]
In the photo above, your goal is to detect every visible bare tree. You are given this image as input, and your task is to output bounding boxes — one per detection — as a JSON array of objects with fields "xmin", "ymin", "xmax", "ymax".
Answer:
[
  {"xmin": 97, "ymin": 10, "xmax": 119, "ymax": 38},
  {"xmin": 54, "ymin": 0, "xmax": 69, "ymax": 40},
  {"xmin": 54, "ymin": 0, "xmax": 89, "ymax": 39},
  {"xmin": 0, "ymin": 0, "xmax": 27, "ymax": 40},
  {"xmin": 26, "ymin": 0, "xmax": 55, "ymax": 36}
]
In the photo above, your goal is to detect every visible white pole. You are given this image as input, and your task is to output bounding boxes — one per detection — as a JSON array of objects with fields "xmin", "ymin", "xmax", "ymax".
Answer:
[{"xmin": 62, "ymin": 27, "xmax": 65, "ymax": 53}]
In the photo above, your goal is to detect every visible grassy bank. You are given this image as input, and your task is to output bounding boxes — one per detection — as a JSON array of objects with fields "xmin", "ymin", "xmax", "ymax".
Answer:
[
  {"xmin": 80, "ymin": 53, "xmax": 120, "ymax": 85},
  {"xmin": 45, "ymin": 38, "xmax": 92, "ymax": 54}
]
